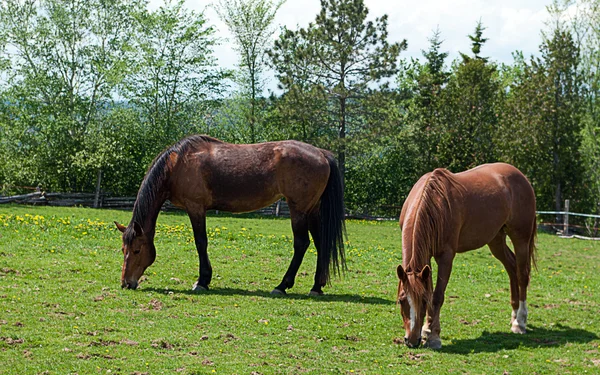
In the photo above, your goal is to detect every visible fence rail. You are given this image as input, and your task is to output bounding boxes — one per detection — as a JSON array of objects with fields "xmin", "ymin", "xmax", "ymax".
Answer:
[
  {"xmin": 2, "ymin": 193, "xmax": 599, "ymax": 239},
  {"xmin": 536, "ymin": 211, "xmax": 600, "ymax": 219},
  {"xmin": 536, "ymin": 199, "xmax": 600, "ymax": 240},
  {"xmin": 0, "ymin": 191, "xmax": 292, "ymax": 217}
]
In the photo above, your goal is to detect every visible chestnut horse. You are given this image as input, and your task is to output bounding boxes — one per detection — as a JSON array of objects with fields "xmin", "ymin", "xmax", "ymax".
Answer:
[
  {"xmin": 396, "ymin": 163, "xmax": 536, "ymax": 349},
  {"xmin": 115, "ymin": 135, "xmax": 346, "ymax": 296}
]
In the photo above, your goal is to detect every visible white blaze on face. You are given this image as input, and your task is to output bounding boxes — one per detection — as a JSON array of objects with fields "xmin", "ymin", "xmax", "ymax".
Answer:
[{"xmin": 407, "ymin": 294, "xmax": 416, "ymax": 331}]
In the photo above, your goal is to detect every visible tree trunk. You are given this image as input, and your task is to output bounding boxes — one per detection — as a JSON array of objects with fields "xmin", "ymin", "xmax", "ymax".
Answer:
[
  {"xmin": 250, "ymin": 64, "xmax": 257, "ymax": 143},
  {"xmin": 339, "ymin": 96, "xmax": 346, "ymax": 188},
  {"xmin": 94, "ymin": 169, "xmax": 102, "ymax": 208}
]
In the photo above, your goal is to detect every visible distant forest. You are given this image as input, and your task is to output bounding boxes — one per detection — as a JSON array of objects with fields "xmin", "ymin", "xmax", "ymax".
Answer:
[{"xmin": 0, "ymin": 0, "xmax": 599, "ymax": 217}]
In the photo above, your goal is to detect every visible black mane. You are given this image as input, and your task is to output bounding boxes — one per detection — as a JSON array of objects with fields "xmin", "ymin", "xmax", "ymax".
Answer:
[{"xmin": 123, "ymin": 135, "xmax": 221, "ymax": 244}]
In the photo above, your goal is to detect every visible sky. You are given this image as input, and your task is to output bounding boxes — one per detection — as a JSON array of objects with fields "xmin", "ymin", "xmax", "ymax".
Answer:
[{"xmin": 151, "ymin": 0, "xmax": 553, "ymax": 90}]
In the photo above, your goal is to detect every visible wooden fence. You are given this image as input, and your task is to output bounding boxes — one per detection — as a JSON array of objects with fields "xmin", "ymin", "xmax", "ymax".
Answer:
[
  {"xmin": 0, "ymin": 191, "xmax": 292, "ymax": 217},
  {"xmin": 2, "ymin": 193, "xmax": 598, "ymax": 238}
]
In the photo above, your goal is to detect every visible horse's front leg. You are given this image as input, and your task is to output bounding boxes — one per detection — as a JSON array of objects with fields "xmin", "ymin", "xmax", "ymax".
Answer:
[
  {"xmin": 188, "ymin": 212, "xmax": 212, "ymax": 291},
  {"xmin": 426, "ymin": 250, "xmax": 455, "ymax": 350}
]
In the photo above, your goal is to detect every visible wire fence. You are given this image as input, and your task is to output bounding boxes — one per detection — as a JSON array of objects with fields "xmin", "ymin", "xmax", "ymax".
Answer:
[{"xmin": 536, "ymin": 199, "xmax": 600, "ymax": 240}]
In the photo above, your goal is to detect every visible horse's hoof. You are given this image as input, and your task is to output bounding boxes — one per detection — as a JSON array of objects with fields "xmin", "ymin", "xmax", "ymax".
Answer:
[
  {"xmin": 271, "ymin": 288, "xmax": 286, "ymax": 296},
  {"xmin": 421, "ymin": 326, "xmax": 432, "ymax": 338},
  {"xmin": 192, "ymin": 282, "xmax": 208, "ymax": 292},
  {"xmin": 308, "ymin": 290, "xmax": 323, "ymax": 297},
  {"xmin": 511, "ymin": 323, "xmax": 526, "ymax": 334},
  {"xmin": 424, "ymin": 338, "xmax": 442, "ymax": 350}
]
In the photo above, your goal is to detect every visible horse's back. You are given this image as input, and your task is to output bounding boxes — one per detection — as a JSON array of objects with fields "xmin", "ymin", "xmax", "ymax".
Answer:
[
  {"xmin": 454, "ymin": 163, "xmax": 535, "ymax": 250},
  {"xmin": 169, "ymin": 138, "xmax": 330, "ymax": 213},
  {"xmin": 456, "ymin": 163, "xmax": 534, "ymax": 208}
]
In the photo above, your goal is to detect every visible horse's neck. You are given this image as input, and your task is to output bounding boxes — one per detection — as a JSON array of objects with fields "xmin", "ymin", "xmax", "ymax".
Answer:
[{"xmin": 131, "ymin": 188, "xmax": 168, "ymax": 240}]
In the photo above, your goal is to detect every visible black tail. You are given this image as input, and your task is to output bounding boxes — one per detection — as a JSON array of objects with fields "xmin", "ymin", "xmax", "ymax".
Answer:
[{"xmin": 319, "ymin": 153, "xmax": 347, "ymax": 284}]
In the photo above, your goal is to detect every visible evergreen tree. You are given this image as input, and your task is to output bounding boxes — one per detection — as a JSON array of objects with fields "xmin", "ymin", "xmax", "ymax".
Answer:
[
  {"xmin": 401, "ymin": 28, "xmax": 450, "ymax": 174},
  {"xmin": 499, "ymin": 28, "xmax": 584, "ymax": 211},
  {"xmin": 437, "ymin": 21, "xmax": 501, "ymax": 171},
  {"xmin": 269, "ymin": 0, "xmax": 405, "ymax": 184},
  {"xmin": 460, "ymin": 19, "xmax": 489, "ymax": 62}
]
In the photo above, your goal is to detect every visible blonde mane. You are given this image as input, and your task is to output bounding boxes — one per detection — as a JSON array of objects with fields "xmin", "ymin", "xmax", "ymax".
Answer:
[{"xmin": 406, "ymin": 168, "xmax": 464, "ymax": 272}]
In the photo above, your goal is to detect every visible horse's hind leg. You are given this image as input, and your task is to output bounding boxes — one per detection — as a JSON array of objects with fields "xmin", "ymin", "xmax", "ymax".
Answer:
[
  {"xmin": 308, "ymin": 210, "xmax": 326, "ymax": 296},
  {"xmin": 488, "ymin": 231, "xmax": 521, "ymax": 332},
  {"xmin": 272, "ymin": 210, "xmax": 310, "ymax": 295},
  {"xmin": 188, "ymin": 212, "xmax": 212, "ymax": 291},
  {"xmin": 510, "ymin": 236, "xmax": 532, "ymax": 334}
]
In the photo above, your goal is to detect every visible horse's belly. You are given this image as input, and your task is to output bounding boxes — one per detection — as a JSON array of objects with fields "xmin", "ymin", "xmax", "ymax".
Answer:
[
  {"xmin": 211, "ymin": 194, "xmax": 283, "ymax": 213},
  {"xmin": 456, "ymin": 222, "xmax": 505, "ymax": 252}
]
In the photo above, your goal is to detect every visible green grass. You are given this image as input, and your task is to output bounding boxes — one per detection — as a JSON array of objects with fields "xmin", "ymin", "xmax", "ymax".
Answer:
[{"xmin": 0, "ymin": 205, "xmax": 599, "ymax": 374}]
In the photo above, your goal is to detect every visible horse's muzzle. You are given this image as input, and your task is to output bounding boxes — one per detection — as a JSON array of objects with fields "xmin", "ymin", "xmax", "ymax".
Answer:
[
  {"xmin": 122, "ymin": 279, "xmax": 138, "ymax": 289},
  {"xmin": 404, "ymin": 336, "xmax": 422, "ymax": 348}
]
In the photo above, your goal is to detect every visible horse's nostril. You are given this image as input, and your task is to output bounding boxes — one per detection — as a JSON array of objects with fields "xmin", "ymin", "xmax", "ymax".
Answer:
[{"xmin": 404, "ymin": 336, "xmax": 422, "ymax": 348}]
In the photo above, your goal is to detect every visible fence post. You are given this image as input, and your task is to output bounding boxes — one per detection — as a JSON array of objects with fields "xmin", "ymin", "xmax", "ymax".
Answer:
[
  {"xmin": 94, "ymin": 169, "xmax": 102, "ymax": 209},
  {"xmin": 275, "ymin": 200, "xmax": 281, "ymax": 217},
  {"xmin": 564, "ymin": 199, "xmax": 570, "ymax": 236}
]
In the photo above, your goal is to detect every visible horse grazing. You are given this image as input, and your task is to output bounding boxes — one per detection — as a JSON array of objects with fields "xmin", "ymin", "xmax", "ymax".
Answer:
[
  {"xmin": 114, "ymin": 135, "xmax": 346, "ymax": 296},
  {"xmin": 396, "ymin": 163, "xmax": 537, "ymax": 349}
]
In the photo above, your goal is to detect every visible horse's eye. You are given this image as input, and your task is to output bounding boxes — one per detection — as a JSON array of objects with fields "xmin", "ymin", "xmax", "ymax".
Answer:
[{"xmin": 398, "ymin": 291, "xmax": 406, "ymax": 302}]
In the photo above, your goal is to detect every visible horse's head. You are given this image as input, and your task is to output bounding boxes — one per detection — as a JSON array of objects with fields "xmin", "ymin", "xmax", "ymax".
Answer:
[
  {"xmin": 396, "ymin": 264, "xmax": 432, "ymax": 348},
  {"xmin": 115, "ymin": 221, "xmax": 156, "ymax": 289}
]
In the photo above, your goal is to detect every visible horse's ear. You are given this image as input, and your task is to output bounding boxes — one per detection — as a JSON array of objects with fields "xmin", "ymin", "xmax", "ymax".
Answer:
[
  {"xmin": 419, "ymin": 265, "xmax": 431, "ymax": 280},
  {"xmin": 115, "ymin": 221, "xmax": 127, "ymax": 233},
  {"xmin": 133, "ymin": 221, "xmax": 144, "ymax": 237},
  {"xmin": 396, "ymin": 265, "xmax": 408, "ymax": 282}
]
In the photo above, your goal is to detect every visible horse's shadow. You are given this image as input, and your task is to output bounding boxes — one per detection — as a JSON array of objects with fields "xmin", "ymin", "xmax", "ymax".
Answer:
[
  {"xmin": 442, "ymin": 324, "xmax": 599, "ymax": 354},
  {"xmin": 141, "ymin": 286, "xmax": 394, "ymax": 306}
]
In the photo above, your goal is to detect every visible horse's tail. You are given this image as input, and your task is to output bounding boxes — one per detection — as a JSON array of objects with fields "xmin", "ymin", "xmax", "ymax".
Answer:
[
  {"xmin": 319, "ymin": 152, "xmax": 347, "ymax": 284},
  {"xmin": 529, "ymin": 216, "xmax": 538, "ymax": 272}
]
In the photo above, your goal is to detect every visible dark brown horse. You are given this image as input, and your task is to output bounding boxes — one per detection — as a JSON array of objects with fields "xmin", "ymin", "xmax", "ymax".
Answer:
[
  {"xmin": 114, "ymin": 135, "xmax": 346, "ymax": 296},
  {"xmin": 396, "ymin": 163, "xmax": 537, "ymax": 349}
]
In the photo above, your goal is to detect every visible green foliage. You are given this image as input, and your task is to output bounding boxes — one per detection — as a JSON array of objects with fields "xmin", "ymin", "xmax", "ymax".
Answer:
[
  {"xmin": 215, "ymin": 0, "xmax": 285, "ymax": 142},
  {"xmin": 269, "ymin": 0, "xmax": 406, "ymax": 180},
  {"xmin": 499, "ymin": 28, "xmax": 585, "ymax": 211},
  {"xmin": 0, "ymin": 0, "xmax": 228, "ymax": 196},
  {"xmin": 460, "ymin": 19, "xmax": 489, "ymax": 62},
  {"xmin": 577, "ymin": 0, "xmax": 600, "ymax": 211},
  {"xmin": 344, "ymin": 89, "xmax": 416, "ymax": 215},
  {"xmin": 399, "ymin": 29, "xmax": 450, "ymax": 175},
  {"xmin": 1, "ymin": 0, "xmax": 600, "ymax": 216},
  {"xmin": 436, "ymin": 57, "xmax": 502, "ymax": 172},
  {"xmin": 437, "ymin": 22, "xmax": 502, "ymax": 172},
  {"xmin": 401, "ymin": 23, "xmax": 502, "ymax": 175},
  {"xmin": 0, "ymin": 0, "xmax": 141, "ymax": 192},
  {"xmin": 209, "ymin": 94, "xmax": 276, "ymax": 143},
  {"xmin": 1, "ymin": 205, "xmax": 599, "ymax": 373},
  {"xmin": 124, "ymin": 0, "xmax": 230, "ymax": 148}
]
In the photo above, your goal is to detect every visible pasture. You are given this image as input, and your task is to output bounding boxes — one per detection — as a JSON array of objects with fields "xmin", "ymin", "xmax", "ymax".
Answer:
[{"xmin": 0, "ymin": 205, "xmax": 598, "ymax": 374}]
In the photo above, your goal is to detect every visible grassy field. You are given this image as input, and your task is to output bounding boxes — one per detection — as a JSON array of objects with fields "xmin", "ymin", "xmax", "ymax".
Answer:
[{"xmin": 0, "ymin": 204, "xmax": 598, "ymax": 374}]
